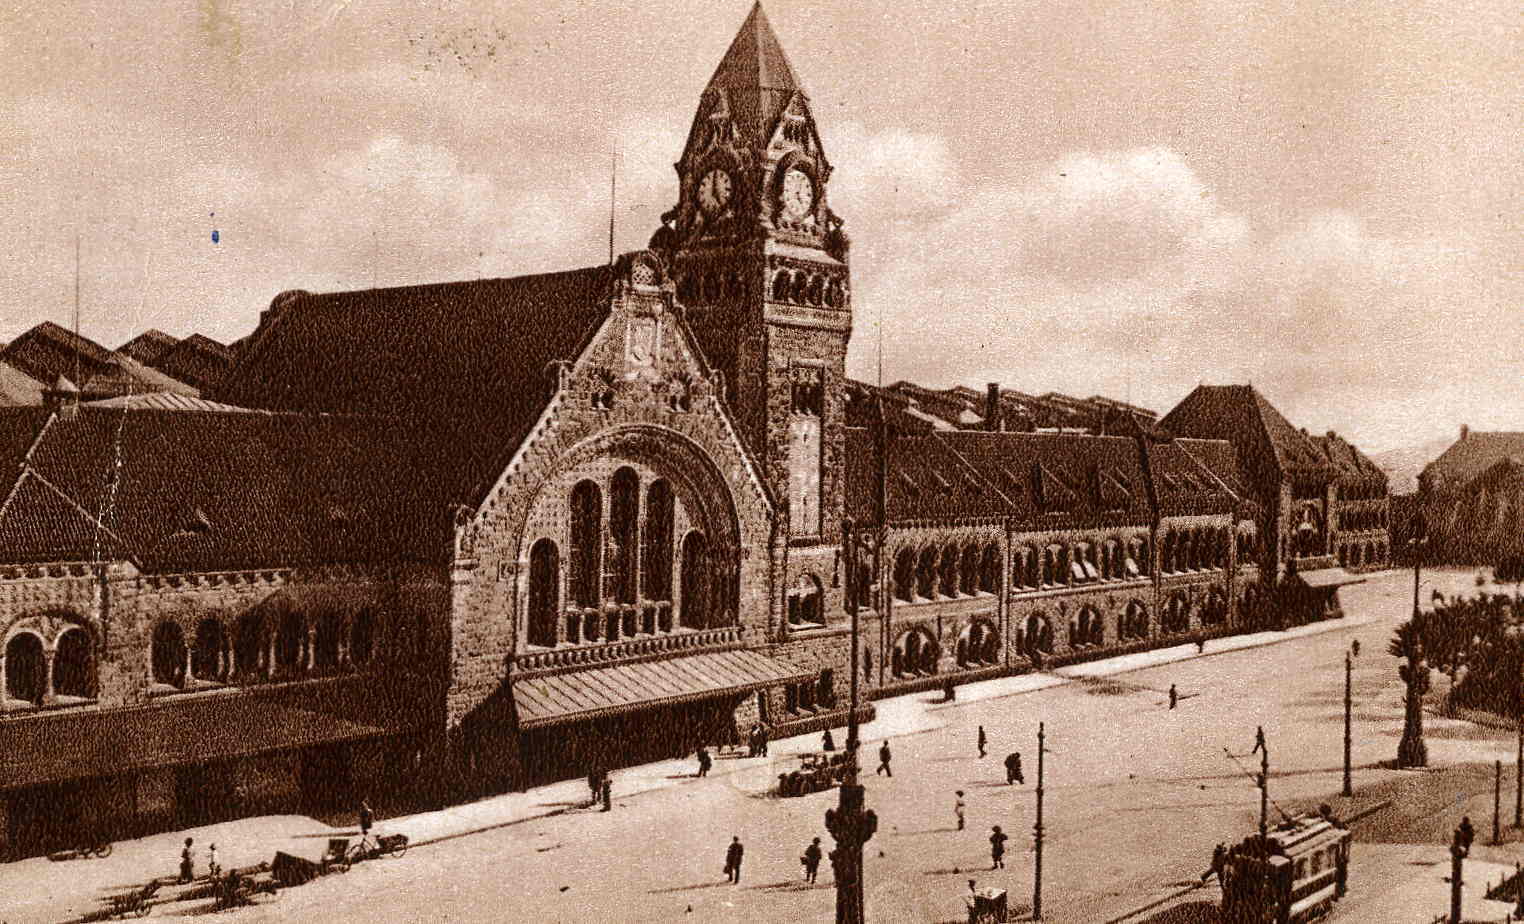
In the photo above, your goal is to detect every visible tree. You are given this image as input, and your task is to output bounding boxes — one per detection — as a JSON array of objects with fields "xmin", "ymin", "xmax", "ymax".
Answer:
[
  {"xmin": 1495, "ymin": 553, "xmax": 1524, "ymax": 600},
  {"xmin": 1390, "ymin": 619, "xmax": 1431, "ymax": 768}
]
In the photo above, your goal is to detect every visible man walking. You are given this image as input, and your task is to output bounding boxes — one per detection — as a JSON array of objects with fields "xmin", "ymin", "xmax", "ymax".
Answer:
[
  {"xmin": 955, "ymin": 791, "xmax": 967, "ymax": 831},
  {"xmin": 359, "ymin": 799, "xmax": 374, "ymax": 838},
  {"xmin": 977, "ymin": 725, "xmax": 987, "ymax": 758},
  {"xmin": 1005, "ymin": 751, "xmax": 1024, "ymax": 785},
  {"xmin": 801, "ymin": 837, "xmax": 823, "ymax": 884},
  {"xmin": 1169, "ymin": 683, "xmax": 1178, "ymax": 709},
  {"xmin": 600, "ymin": 773, "xmax": 612, "ymax": 812},
  {"xmin": 724, "ymin": 836, "xmax": 744, "ymax": 883},
  {"xmin": 696, "ymin": 747, "xmax": 712, "ymax": 778},
  {"xmin": 876, "ymin": 740, "xmax": 893, "ymax": 777},
  {"xmin": 989, "ymin": 826, "xmax": 1008, "ymax": 870},
  {"xmin": 1200, "ymin": 842, "xmax": 1228, "ymax": 884}
]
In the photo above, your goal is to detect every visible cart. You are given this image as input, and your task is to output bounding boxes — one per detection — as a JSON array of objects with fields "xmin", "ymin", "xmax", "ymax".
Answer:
[
  {"xmin": 777, "ymin": 752, "xmax": 848, "ymax": 797},
  {"xmin": 347, "ymin": 832, "xmax": 409, "ymax": 863},
  {"xmin": 965, "ymin": 887, "xmax": 1008, "ymax": 923},
  {"xmin": 108, "ymin": 881, "xmax": 160, "ymax": 918},
  {"xmin": 321, "ymin": 838, "xmax": 352, "ymax": 874},
  {"xmin": 212, "ymin": 868, "xmax": 279, "ymax": 911}
]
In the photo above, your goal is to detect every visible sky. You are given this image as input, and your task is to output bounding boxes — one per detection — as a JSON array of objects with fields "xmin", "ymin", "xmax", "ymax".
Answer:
[{"xmin": 0, "ymin": 0, "xmax": 1519, "ymax": 454}]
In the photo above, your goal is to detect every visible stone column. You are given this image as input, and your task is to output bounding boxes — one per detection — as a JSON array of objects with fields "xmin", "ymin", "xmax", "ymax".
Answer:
[
  {"xmin": 305, "ymin": 624, "xmax": 316, "ymax": 672},
  {"xmin": 222, "ymin": 634, "xmax": 232, "ymax": 681},
  {"xmin": 183, "ymin": 640, "xmax": 193, "ymax": 686},
  {"xmin": 42, "ymin": 647, "xmax": 55, "ymax": 704}
]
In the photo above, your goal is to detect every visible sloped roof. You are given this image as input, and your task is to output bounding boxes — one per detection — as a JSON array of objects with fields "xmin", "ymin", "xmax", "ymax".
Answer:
[
  {"xmin": 0, "ymin": 407, "xmax": 458, "ymax": 571},
  {"xmin": 1159, "ymin": 384, "xmax": 1332, "ymax": 476},
  {"xmin": 843, "ymin": 427, "xmax": 1009, "ymax": 525},
  {"xmin": 118, "ymin": 329, "xmax": 180, "ymax": 365},
  {"xmin": 1422, "ymin": 431, "xmax": 1524, "ymax": 489},
  {"xmin": 84, "ymin": 392, "xmax": 252, "ymax": 413},
  {"xmin": 1144, "ymin": 439, "xmax": 1238, "ymax": 517},
  {"xmin": 0, "ymin": 321, "xmax": 116, "ymax": 387},
  {"xmin": 148, "ymin": 333, "xmax": 234, "ymax": 391},
  {"xmin": 112, "ymin": 355, "xmax": 199, "ymax": 396},
  {"xmin": 0, "ymin": 361, "xmax": 44, "ymax": 406},
  {"xmin": 1307, "ymin": 432, "xmax": 1386, "ymax": 482},
  {"xmin": 940, "ymin": 431, "xmax": 1154, "ymax": 527},
  {"xmin": 218, "ymin": 265, "xmax": 616, "ymax": 509},
  {"xmin": 1175, "ymin": 437, "xmax": 1252, "ymax": 501},
  {"xmin": 696, "ymin": 3, "xmax": 802, "ymax": 153}
]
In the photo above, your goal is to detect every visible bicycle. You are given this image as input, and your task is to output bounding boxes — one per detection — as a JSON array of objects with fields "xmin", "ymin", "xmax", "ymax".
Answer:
[{"xmin": 346, "ymin": 832, "xmax": 409, "ymax": 864}]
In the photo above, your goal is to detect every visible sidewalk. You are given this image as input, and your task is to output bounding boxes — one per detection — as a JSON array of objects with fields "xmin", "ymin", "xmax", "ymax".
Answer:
[{"xmin": 0, "ymin": 605, "xmax": 1386, "ymax": 924}]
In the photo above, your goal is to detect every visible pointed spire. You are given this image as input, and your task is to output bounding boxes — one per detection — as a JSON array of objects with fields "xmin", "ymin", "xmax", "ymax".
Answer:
[{"xmin": 707, "ymin": 3, "xmax": 801, "ymax": 94}]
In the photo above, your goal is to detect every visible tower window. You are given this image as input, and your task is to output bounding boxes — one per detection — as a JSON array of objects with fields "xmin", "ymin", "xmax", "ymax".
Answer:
[{"xmin": 772, "ymin": 270, "xmax": 790, "ymax": 302}]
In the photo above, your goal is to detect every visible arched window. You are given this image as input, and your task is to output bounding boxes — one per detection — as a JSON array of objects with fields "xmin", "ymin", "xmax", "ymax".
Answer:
[
  {"xmin": 894, "ymin": 548, "xmax": 916, "ymax": 602},
  {"xmin": 680, "ymin": 530, "xmax": 709, "ymax": 629},
  {"xmin": 1025, "ymin": 614, "xmax": 1055, "ymax": 654},
  {"xmin": 234, "ymin": 612, "xmax": 264, "ymax": 679},
  {"xmin": 275, "ymin": 609, "xmax": 306, "ymax": 678},
  {"xmin": 788, "ymin": 573, "xmax": 823, "ymax": 627},
  {"xmin": 916, "ymin": 547, "xmax": 938, "ymax": 599},
  {"xmin": 152, "ymin": 621, "xmax": 188, "ymax": 688},
  {"xmin": 1041, "ymin": 546, "xmax": 1057, "ymax": 586},
  {"xmin": 1024, "ymin": 546, "xmax": 1041, "ymax": 588},
  {"xmin": 54, "ymin": 627, "xmax": 94, "ymax": 698},
  {"xmin": 528, "ymin": 539, "xmax": 561, "ymax": 648},
  {"xmin": 960, "ymin": 544, "xmax": 980, "ymax": 596},
  {"xmin": 642, "ymin": 480, "xmax": 675, "ymax": 603},
  {"xmin": 772, "ymin": 270, "xmax": 791, "ymax": 302},
  {"xmin": 791, "ymin": 271, "xmax": 809, "ymax": 303},
  {"xmin": 4, "ymin": 632, "xmax": 46, "ymax": 704},
  {"xmin": 1163, "ymin": 594, "xmax": 1191, "ymax": 634},
  {"xmin": 1056, "ymin": 546, "xmax": 1071, "ymax": 585},
  {"xmin": 1120, "ymin": 601, "xmax": 1149, "ymax": 640},
  {"xmin": 894, "ymin": 629, "xmax": 940, "ymax": 678},
  {"xmin": 979, "ymin": 545, "xmax": 1000, "ymax": 594},
  {"xmin": 351, "ymin": 609, "xmax": 375, "ymax": 665},
  {"xmin": 314, "ymin": 611, "xmax": 343, "ymax": 671},
  {"xmin": 569, "ymin": 480, "xmax": 602, "ymax": 609},
  {"xmin": 192, "ymin": 618, "xmax": 226, "ymax": 682},
  {"xmin": 608, "ymin": 468, "xmax": 639, "ymax": 604},
  {"xmin": 939, "ymin": 544, "xmax": 959, "ymax": 597},
  {"xmin": 806, "ymin": 275, "xmax": 823, "ymax": 305}
]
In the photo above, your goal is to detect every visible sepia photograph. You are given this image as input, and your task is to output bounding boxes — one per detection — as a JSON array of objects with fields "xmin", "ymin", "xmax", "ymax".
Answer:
[{"xmin": 0, "ymin": 1, "xmax": 1520, "ymax": 921}]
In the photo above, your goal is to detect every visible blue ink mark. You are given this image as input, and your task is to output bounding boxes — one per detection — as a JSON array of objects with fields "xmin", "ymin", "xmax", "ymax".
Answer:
[{"xmin": 211, "ymin": 229, "xmax": 219, "ymax": 244}]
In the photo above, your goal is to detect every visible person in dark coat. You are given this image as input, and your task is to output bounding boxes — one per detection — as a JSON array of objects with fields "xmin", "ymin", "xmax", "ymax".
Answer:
[
  {"xmin": 989, "ymin": 826, "xmax": 1008, "ymax": 870},
  {"xmin": 801, "ymin": 837, "xmax": 823, "ymax": 883},
  {"xmin": 822, "ymin": 729, "xmax": 836, "ymax": 752},
  {"xmin": 944, "ymin": 676, "xmax": 956, "ymax": 701},
  {"xmin": 1458, "ymin": 816, "xmax": 1476, "ymax": 854},
  {"xmin": 600, "ymin": 775, "xmax": 612, "ymax": 812},
  {"xmin": 359, "ymin": 800, "xmax": 373, "ymax": 837},
  {"xmin": 876, "ymin": 741, "xmax": 892, "ymax": 777},
  {"xmin": 1005, "ymin": 751, "xmax": 1024, "ymax": 785},
  {"xmin": 1169, "ymin": 683, "xmax": 1178, "ymax": 709},
  {"xmin": 696, "ymin": 747, "xmax": 712, "ymax": 777},
  {"xmin": 179, "ymin": 837, "xmax": 195, "ymax": 883},
  {"xmin": 587, "ymin": 768, "xmax": 601, "ymax": 801},
  {"xmin": 977, "ymin": 726, "xmax": 987, "ymax": 758},
  {"xmin": 724, "ymin": 836, "xmax": 744, "ymax": 883},
  {"xmin": 1351, "ymin": 639, "xmax": 1360, "ymax": 657}
]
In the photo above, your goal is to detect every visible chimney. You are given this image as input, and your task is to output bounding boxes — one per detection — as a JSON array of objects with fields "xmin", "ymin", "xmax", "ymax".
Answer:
[
  {"xmin": 985, "ymin": 382, "xmax": 1003, "ymax": 432},
  {"xmin": 1460, "ymin": 424, "xmax": 1469, "ymax": 441}
]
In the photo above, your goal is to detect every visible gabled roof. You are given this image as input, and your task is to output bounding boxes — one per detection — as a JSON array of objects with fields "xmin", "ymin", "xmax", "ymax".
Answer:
[
  {"xmin": 148, "ymin": 333, "xmax": 234, "ymax": 391},
  {"xmin": 940, "ymin": 431, "xmax": 1154, "ymax": 527},
  {"xmin": 1422, "ymin": 431, "xmax": 1524, "ymax": 489},
  {"xmin": 1144, "ymin": 438, "xmax": 1238, "ymax": 517},
  {"xmin": 1159, "ymin": 384, "xmax": 1332, "ymax": 477},
  {"xmin": 0, "ymin": 361, "xmax": 44, "ymax": 406},
  {"xmin": 1175, "ymin": 438, "xmax": 1252, "ymax": 501},
  {"xmin": 687, "ymin": 3, "xmax": 805, "ymax": 159},
  {"xmin": 844, "ymin": 427, "xmax": 1008, "ymax": 525},
  {"xmin": 0, "ymin": 321, "xmax": 116, "ymax": 387},
  {"xmin": 1307, "ymin": 432, "xmax": 1386, "ymax": 482},
  {"xmin": 118, "ymin": 329, "xmax": 180, "ymax": 365},
  {"xmin": 0, "ymin": 407, "xmax": 457, "ymax": 571},
  {"xmin": 218, "ymin": 265, "xmax": 617, "ymax": 509}
]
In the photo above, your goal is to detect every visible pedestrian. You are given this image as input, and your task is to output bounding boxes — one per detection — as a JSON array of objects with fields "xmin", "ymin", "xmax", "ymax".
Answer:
[
  {"xmin": 588, "ymin": 767, "xmax": 601, "ymax": 801},
  {"xmin": 1196, "ymin": 637, "xmax": 1206, "ymax": 654},
  {"xmin": 977, "ymin": 725, "xmax": 987, "ymax": 758},
  {"xmin": 801, "ymin": 836, "xmax": 823, "ymax": 883},
  {"xmin": 822, "ymin": 728, "xmax": 836, "ymax": 752},
  {"xmin": 1351, "ymin": 639, "xmax": 1360, "ymax": 658},
  {"xmin": 1200, "ymin": 842, "xmax": 1227, "ymax": 884},
  {"xmin": 600, "ymin": 775, "xmax": 612, "ymax": 812},
  {"xmin": 876, "ymin": 741, "xmax": 893, "ymax": 777},
  {"xmin": 1458, "ymin": 816, "xmax": 1475, "ymax": 854},
  {"xmin": 1169, "ymin": 683, "xmax": 1178, "ymax": 709},
  {"xmin": 955, "ymin": 791, "xmax": 966, "ymax": 831},
  {"xmin": 1005, "ymin": 751, "xmax": 1024, "ymax": 785},
  {"xmin": 178, "ymin": 837, "xmax": 195, "ymax": 884},
  {"xmin": 359, "ymin": 799, "xmax": 373, "ymax": 837},
  {"xmin": 696, "ymin": 747, "xmax": 712, "ymax": 777},
  {"xmin": 749, "ymin": 723, "xmax": 762, "ymax": 758},
  {"xmin": 760, "ymin": 722, "xmax": 770, "ymax": 757},
  {"xmin": 724, "ymin": 836, "xmax": 744, "ymax": 883},
  {"xmin": 944, "ymin": 676, "xmax": 957, "ymax": 701},
  {"xmin": 989, "ymin": 825, "xmax": 1008, "ymax": 870},
  {"xmin": 207, "ymin": 843, "xmax": 219, "ymax": 880}
]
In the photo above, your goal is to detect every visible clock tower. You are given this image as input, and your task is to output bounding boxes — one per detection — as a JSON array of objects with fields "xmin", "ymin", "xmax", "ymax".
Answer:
[{"xmin": 651, "ymin": 2, "xmax": 852, "ymax": 550}]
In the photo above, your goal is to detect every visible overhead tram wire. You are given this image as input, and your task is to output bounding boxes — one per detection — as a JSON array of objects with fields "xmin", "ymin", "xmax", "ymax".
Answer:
[{"xmin": 1221, "ymin": 746, "xmax": 1295, "ymax": 827}]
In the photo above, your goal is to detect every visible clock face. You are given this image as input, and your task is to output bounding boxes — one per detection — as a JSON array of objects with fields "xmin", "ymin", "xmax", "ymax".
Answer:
[
  {"xmin": 698, "ymin": 169, "xmax": 733, "ymax": 213},
  {"xmin": 781, "ymin": 168, "xmax": 815, "ymax": 218}
]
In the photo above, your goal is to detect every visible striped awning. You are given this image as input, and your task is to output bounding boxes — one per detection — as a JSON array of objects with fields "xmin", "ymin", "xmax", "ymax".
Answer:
[{"xmin": 513, "ymin": 650, "xmax": 811, "ymax": 730}]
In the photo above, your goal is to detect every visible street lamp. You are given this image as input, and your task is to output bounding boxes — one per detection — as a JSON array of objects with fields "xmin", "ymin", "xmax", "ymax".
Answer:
[
  {"xmin": 827, "ymin": 518, "xmax": 877, "ymax": 924},
  {"xmin": 1398, "ymin": 535, "xmax": 1431, "ymax": 769}
]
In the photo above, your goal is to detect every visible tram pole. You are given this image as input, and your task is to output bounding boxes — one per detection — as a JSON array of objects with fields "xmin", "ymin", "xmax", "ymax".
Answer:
[
  {"xmin": 1034, "ymin": 721, "xmax": 1045, "ymax": 920},
  {"xmin": 1343, "ymin": 654, "xmax": 1353, "ymax": 797},
  {"xmin": 1258, "ymin": 726, "xmax": 1269, "ymax": 840},
  {"xmin": 1516, "ymin": 716, "xmax": 1522, "ymax": 828},
  {"xmin": 1494, "ymin": 760, "xmax": 1502, "ymax": 845},
  {"xmin": 827, "ymin": 519, "xmax": 876, "ymax": 924}
]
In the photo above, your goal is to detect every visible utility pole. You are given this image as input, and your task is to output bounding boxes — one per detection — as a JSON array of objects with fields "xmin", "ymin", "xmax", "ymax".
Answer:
[
  {"xmin": 1343, "ymin": 654, "xmax": 1353, "ymax": 797},
  {"xmin": 1515, "ymin": 717, "xmax": 1522, "ymax": 828},
  {"xmin": 1033, "ymin": 721, "xmax": 1045, "ymax": 920},
  {"xmin": 1259, "ymin": 725, "xmax": 1270, "ymax": 839},
  {"xmin": 827, "ymin": 519, "xmax": 876, "ymax": 924},
  {"xmin": 1494, "ymin": 760, "xmax": 1502, "ymax": 844},
  {"xmin": 1450, "ymin": 833, "xmax": 1465, "ymax": 924}
]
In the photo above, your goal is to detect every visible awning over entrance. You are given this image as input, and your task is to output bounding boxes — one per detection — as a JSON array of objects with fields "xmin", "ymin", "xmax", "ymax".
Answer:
[
  {"xmin": 513, "ymin": 649, "xmax": 811, "ymax": 730},
  {"xmin": 1294, "ymin": 567, "xmax": 1366, "ymax": 589},
  {"xmin": 0, "ymin": 696, "xmax": 389, "ymax": 791}
]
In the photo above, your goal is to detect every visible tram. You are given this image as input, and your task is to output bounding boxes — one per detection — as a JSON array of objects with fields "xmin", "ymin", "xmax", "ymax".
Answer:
[{"xmin": 1219, "ymin": 812, "xmax": 1351, "ymax": 924}]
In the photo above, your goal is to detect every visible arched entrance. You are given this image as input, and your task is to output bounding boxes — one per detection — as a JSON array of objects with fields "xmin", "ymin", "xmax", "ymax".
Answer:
[
  {"xmin": 5, "ymin": 632, "xmax": 46, "ymax": 704},
  {"xmin": 893, "ymin": 627, "xmax": 940, "ymax": 678},
  {"xmin": 956, "ymin": 619, "xmax": 1000, "ymax": 667},
  {"xmin": 53, "ymin": 627, "xmax": 95, "ymax": 698}
]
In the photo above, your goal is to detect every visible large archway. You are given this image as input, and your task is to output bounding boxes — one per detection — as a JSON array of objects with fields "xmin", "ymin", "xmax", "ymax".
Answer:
[
  {"xmin": 53, "ymin": 627, "xmax": 95, "ymax": 698},
  {"xmin": 957, "ymin": 619, "xmax": 1000, "ymax": 667},
  {"xmin": 1024, "ymin": 613, "xmax": 1055, "ymax": 655},
  {"xmin": 892, "ymin": 627, "xmax": 940, "ymax": 678},
  {"xmin": 5, "ymin": 632, "xmax": 46, "ymax": 704}
]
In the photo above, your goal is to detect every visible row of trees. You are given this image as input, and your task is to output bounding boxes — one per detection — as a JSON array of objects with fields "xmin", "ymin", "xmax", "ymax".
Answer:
[{"xmin": 1390, "ymin": 566, "xmax": 1524, "ymax": 768}]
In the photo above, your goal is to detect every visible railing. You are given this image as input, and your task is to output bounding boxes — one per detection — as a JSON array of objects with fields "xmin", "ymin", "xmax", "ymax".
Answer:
[{"xmin": 515, "ymin": 624, "xmax": 744, "ymax": 672}]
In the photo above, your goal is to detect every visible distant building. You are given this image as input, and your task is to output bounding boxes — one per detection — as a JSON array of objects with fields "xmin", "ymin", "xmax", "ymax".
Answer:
[
  {"xmin": 0, "ymin": 322, "xmax": 199, "ymax": 406},
  {"xmin": 1417, "ymin": 426, "xmax": 1524, "ymax": 563}
]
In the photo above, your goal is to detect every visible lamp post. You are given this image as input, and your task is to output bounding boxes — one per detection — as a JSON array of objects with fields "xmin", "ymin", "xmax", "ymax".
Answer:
[
  {"xmin": 1343, "ymin": 653, "xmax": 1353, "ymax": 797},
  {"xmin": 1033, "ymin": 721, "xmax": 1045, "ymax": 920},
  {"xmin": 1398, "ymin": 535, "xmax": 1431, "ymax": 769},
  {"xmin": 827, "ymin": 519, "xmax": 877, "ymax": 924}
]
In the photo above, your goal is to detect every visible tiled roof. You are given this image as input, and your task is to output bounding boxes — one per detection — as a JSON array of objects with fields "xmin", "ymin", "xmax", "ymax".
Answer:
[
  {"xmin": 0, "ymin": 321, "xmax": 116, "ymax": 388},
  {"xmin": 695, "ymin": 3, "xmax": 802, "ymax": 152},
  {"xmin": 1307, "ymin": 432, "xmax": 1385, "ymax": 481},
  {"xmin": 1159, "ymin": 384, "xmax": 1332, "ymax": 477},
  {"xmin": 0, "ymin": 407, "xmax": 459, "ymax": 571},
  {"xmin": 941, "ymin": 431, "xmax": 1154, "ymax": 527},
  {"xmin": 217, "ymin": 265, "xmax": 617, "ymax": 509},
  {"xmin": 1143, "ymin": 439, "xmax": 1238, "ymax": 517},
  {"xmin": 148, "ymin": 333, "xmax": 234, "ymax": 391},
  {"xmin": 844, "ymin": 427, "xmax": 1009, "ymax": 524},
  {"xmin": 118, "ymin": 329, "xmax": 180, "ymax": 365},
  {"xmin": 1175, "ymin": 438, "xmax": 1251, "ymax": 500},
  {"xmin": 0, "ymin": 361, "xmax": 44, "ymax": 406},
  {"xmin": 1422, "ymin": 432, "xmax": 1524, "ymax": 489},
  {"xmin": 84, "ymin": 392, "xmax": 252, "ymax": 413}
]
